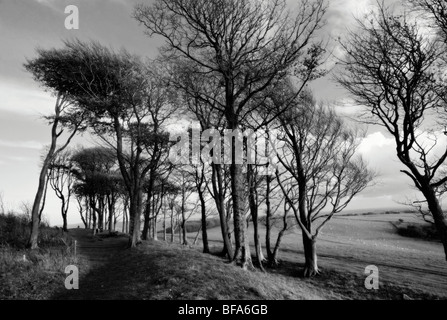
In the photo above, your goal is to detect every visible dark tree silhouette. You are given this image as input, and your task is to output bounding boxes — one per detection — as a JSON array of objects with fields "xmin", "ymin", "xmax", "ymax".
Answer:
[
  {"xmin": 336, "ymin": 4, "xmax": 447, "ymax": 260},
  {"xmin": 24, "ymin": 52, "xmax": 87, "ymax": 248},
  {"xmin": 134, "ymin": 0, "xmax": 327, "ymax": 268},
  {"xmin": 274, "ymin": 89, "xmax": 374, "ymax": 276}
]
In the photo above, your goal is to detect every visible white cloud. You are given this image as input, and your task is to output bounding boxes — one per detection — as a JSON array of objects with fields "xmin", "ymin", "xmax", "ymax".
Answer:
[
  {"xmin": 0, "ymin": 140, "xmax": 43, "ymax": 150},
  {"xmin": 34, "ymin": 0, "xmax": 61, "ymax": 12},
  {"xmin": 358, "ymin": 131, "xmax": 394, "ymax": 155},
  {"xmin": 0, "ymin": 155, "xmax": 35, "ymax": 163},
  {"xmin": 0, "ymin": 80, "xmax": 55, "ymax": 116}
]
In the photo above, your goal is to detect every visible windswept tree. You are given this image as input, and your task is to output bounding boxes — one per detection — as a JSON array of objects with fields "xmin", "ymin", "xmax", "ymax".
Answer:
[
  {"xmin": 24, "ymin": 53, "xmax": 86, "ymax": 249},
  {"xmin": 26, "ymin": 40, "xmax": 176, "ymax": 247},
  {"xmin": 336, "ymin": 4, "xmax": 447, "ymax": 260},
  {"xmin": 134, "ymin": 0, "xmax": 328, "ymax": 268},
  {"xmin": 274, "ymin": 89, "xmax": 374, "ymax": 276}
]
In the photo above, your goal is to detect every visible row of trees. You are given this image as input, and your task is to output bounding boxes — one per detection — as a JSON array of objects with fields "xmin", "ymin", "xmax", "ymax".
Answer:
[
  {"xmin": 44, "ymin": 147, "xmax": 204, "ymax": 246},
  {"xmin": 24, "ymin": 0, "xmax": 447, "ymax": 279}
]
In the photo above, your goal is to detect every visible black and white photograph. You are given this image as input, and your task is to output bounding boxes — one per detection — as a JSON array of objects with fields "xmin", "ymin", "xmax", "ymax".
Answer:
[{"xmin": 0, "ymin": 0, "xmax": 446, "ymax": 306}]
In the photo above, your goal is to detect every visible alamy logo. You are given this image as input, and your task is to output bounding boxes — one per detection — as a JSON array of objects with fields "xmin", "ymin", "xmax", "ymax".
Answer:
[
  {"xmin": 169, "ymin": 124, "xmax": 284, "ymax": 174},
  {"xmin": 65, "ymin": 265, "xmax": 79, "ymax": 290},
  {"xmin": 364, "ymin": 265, "xmax": 379, "ymax": 290},
  {"xmin": 65, "ymin": 5, "xmax": 79, "ymax": 30}
]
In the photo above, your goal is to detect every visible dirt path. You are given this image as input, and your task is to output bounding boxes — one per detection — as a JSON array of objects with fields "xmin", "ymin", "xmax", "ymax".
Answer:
[
  {"xmin": 69, "ymin": 229, "xmax": 128, "ymax": 268},
  {"xmin": 53, "ymin": 229, "xmax": 335, "ymax": 300},
  {"xmin": 50, "ymin": 229, "xmax": 129, "ymax": 299}
]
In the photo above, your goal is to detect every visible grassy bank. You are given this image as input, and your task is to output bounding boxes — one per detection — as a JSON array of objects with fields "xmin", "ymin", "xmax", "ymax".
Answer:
[
  {"xmin": 54, "ymin": 235, "xmax": 340, "ymax": 300},
  {"xmin": 0, "ymin": 213, "xmax": 80, "ymax": 299}
]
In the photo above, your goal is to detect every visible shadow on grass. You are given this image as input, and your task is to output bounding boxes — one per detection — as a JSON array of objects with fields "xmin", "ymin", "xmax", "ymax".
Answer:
[
  {"xmin": 264, "ymin": 259, "xmax": 442, "ymax": 300},
  {"xmin": 51, "ymin": 240, "xmax": 332, "ymax": 300}
]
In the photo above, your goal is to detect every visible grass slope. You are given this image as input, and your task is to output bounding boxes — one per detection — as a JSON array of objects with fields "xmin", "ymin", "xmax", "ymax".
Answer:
[
  {"xmin": 0, "ymin": 213, "xmax": 80, "ymax": 300},
  {"xmin": 53, "ymin": 234, "xmax": 339, "ymax": 300}
]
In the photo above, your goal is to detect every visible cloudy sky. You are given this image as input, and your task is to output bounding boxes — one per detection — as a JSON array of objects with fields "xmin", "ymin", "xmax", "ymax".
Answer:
[{"xmin": 0, "ymin": 0, "xmax": 432, "ymax": 226}]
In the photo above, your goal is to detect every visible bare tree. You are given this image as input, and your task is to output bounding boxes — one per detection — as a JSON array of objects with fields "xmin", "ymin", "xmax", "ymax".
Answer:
[
  {"xmin": 75, "ymin": 194, "xmax": 88, "ymax": 229},
  {"xmin": 21, "ymin": 50, "xmax": 86, "ymax": 248},
  {"xmin": 273, "ymin": 89, "xmax": 374, "ymax": 277},
  {"xmin": 20, "ymin": 201, "xmax": 32, "ymax": 222},
  {"xmin": 28, "ymin": 40, "xmax": 176, "ymax": 247},
  {"xmin": 408, "ymin": 0, "xmax": 447, "ymax": 41},
  {"xmin": 336, "ymin": 3, "xmax": 447, "ymax": 260},
  {"xmin": 134, "ymin": 0, "xmax": 328, "ymax": 269},
  {"xmin": 266, "ymin": 197, "xmax": 296, "ymax": 267}
]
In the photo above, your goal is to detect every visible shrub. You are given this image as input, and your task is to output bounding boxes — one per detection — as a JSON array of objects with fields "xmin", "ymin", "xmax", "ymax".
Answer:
[
  {"xmin": 0, "ymin": 213, "xmax": 78, "ymax": 299},
  {"xmin": 395, "ymin": 221, "xmax": 439, "ymax": 241}
]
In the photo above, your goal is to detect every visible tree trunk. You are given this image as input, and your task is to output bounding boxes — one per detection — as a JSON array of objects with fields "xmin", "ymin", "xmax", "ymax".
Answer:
[
  {"xmin": 79, "ymin": 198, "xmax": 87, "ymax": 229},
  {"xmin": 91, "ymin": 200, "xmax": 97, "ymax": 236},
  {"xmin": 123, "ymin": 197, "xmax": 129, "ymax": 234},
  {"xmin": 62, "ymin": 213, "xmax": 68, "ymax": 232},
  {"xmin": 142, "ymin": 180, "xmax": 154, "ymax": 240},
  {"xmin": 87, "ymin": 200, "xmax": 91, "ymax": 229},
  {"xmin": 61, "ymin": 195, "xmax": 68, "ymax": 232},
  {"xmin": 252, "ymin": 208, "xmax": 264, "ymax": 270},
  {"xmin": 423, "ymin": 186, "xmax": 447, "ymax": 260},
  {"xmin": 39, "ymin": 176, "xmax": 50, "ymax": 223},
  {"xmin": 294, "ymin": 151, "xmax": 318, "ymax": 276},
  {"xmin": 199, "ymin": 190, "xmax": 209, "ymax": 253},
  {"xmin": 98, "ymin": 197, "xmax": 104, "ymax": 233},
  {"xmin": 29, "ymin": 158, "xmax": 50, "ymax": 246},
  {"xmin": 231, "ymin": 162, "xmax": 252, "ymax": 269},
  {"xmin": 181, "ymin": 195, "xmax": 188, "ymax": 246},
  {"xmin": 163, "ymin": 210, "xmax": 167, "ymax": 242},
  {"xmin": 170, "ymin": 207, "xmax": 174, "ymax": 243},
  {"xmin": 152, "ymin": 193, "xmax": 158, "ymax": 240},
  {"xmin": 225, "ymin": 85, "xmax": 252, "ymax": 269},
  {"xmin": 107, "ymin": 194, "xmax": 114, "ymax": 233},
  {"xmin": 90, "ymin": 197, "xmax": 102, "ymax": 236},
  {"xmin": 128, "ymin": 190, "xmax": 142, "ymax": 248},
  {"xmin": 178, "ymin": 219, "xmax": 182, "ymax": 244},
  {"xmin": 303, "ymin": 235, "xmax": 319, "ymax": 277},
  {"xmin": 193, "ymin": 225, "xmax": 202, "ymax": 245},
  {"xmin": 248, "ymin": 164, "xmax": 264, "ymax": 271},
  {"xmin": 211, "ymin": 163, "xmax": 233, "ymax": 259},
  {"xmin": 265, "ymin": 174, "xmax": 273, "ymax": 261},
  {"xmin": 270, "ymin": 230, "xmax": 285, "ymax": 267},
  {"xmin": 28, "ymin": 95, "xmax": 62, "ymax": 249}
]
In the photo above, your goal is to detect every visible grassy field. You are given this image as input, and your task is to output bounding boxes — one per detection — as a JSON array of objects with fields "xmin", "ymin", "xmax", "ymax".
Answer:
[
  {"xmin": 56, "ymin": 210, "xmax": 446, "ymax": 300},
  {"xmin": 199, "ymin": 212, "xmax": 447, "ymax": 299},
  {"xmin": 2, "ymin": 210, "xmax": 446, "ymax": 300}
]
